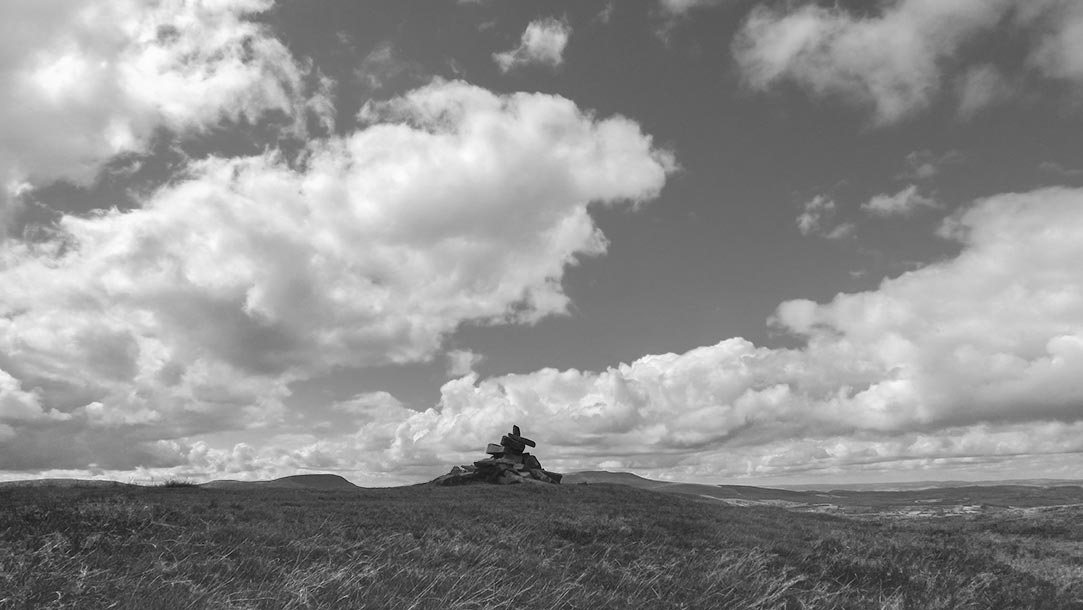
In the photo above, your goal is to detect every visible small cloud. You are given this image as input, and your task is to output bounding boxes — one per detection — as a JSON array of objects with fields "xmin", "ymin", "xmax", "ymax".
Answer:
[
  {"xmin": 652, "ymin": 0, "xmax": 725, "ymax": 43},
  {"xmin": 797, "ymin": 195, "xmax": 854, "ymax": 240},
  {"xmin": 861, "ymin": 185, "xmax": 938, "ymax": 217},
  {"xmin": 657, "ymin": 0, "xmax": 722, "ymax": 17},
  {"xmin": 797, "ymin": 195, "xmax": 834, "ymax": 235},
  {"xmin": 824, "ymin": 222, "xmax": 856, "ymax": 240},
  {"xmin": 493, "ymin": 18, "xmax": 571, "ymax": 73},
  {"xmin": 898, "ymin": 150, "xmax": 965, "ymax": 182},
  {"xmin": 446, "ymin": 349, "xmax": 484, "ymax": 378}
]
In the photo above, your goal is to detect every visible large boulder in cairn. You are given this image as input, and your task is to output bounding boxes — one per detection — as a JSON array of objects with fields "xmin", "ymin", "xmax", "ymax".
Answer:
[{"xmin": 433, "ymin": 425, "xmax": 563, "ymax": 486}]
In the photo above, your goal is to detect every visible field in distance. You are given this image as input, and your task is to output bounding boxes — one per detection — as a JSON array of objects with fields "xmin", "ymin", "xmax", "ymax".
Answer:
[
  {"xmin": 565, "ymin": 471, "xmax": 1083, "ymax": 518},
  {"xmin": 1, "ymin": 475, "xmax": 1081, "ymax": 609}
]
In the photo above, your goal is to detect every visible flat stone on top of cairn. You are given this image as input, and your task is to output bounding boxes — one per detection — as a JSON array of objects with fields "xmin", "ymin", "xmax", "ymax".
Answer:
[{"xmin": 433, "ymin": 425, "xmax": 562, "ymax": 486}]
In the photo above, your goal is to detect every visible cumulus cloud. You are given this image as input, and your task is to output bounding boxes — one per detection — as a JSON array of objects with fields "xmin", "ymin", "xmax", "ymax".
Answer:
[
  {"xmin": 0, "ymin": 0, "xmax": 329, "ymax": 231},
  {"xmin": 493, "ymin": 18, "xmax": 572, "ymax": 73},
  {"xmin": 320, "ymin": 186, "xmax": 1083, "ymax": 483},
  {"xmin": 732, "ymin": 0, "xmax": 1083, "ymax": 124},
  {"xmin": 0, "ymin": 79, "xmax": 674, "ymax": 474},
  {"xmin": 861, "ymin": 185, "xmax": 938, "ymax": 217},
  {"xmin": 796, "ymin": 195, "xmax": 854, "ymax": 239},
  {"xmin": 8, "ymin": 177, "xmax": 1082, "ymax": 484}
]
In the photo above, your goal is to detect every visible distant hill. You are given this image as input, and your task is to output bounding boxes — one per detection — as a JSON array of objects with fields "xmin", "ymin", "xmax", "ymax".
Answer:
[
  {"xmin": 561, "ymin": 471, "xmax": 669, "ymax": 488},
  {"xmin": 201, "ymin": 474, "xmax": 359, "ymax": 490},
  {"xmin": 4, "ymin": 471, "xmax": 1080, "ymax": 507},
  {"xmin": 561, "ymin": 471, "xmax": 1083, "ymax": 511},
  {"xmin": 0, "ymin": 478, "xmax": 136, "ymax": 489},
  {"xmin": 776, "ymin": 478, "xmax": 1083, "ymax": 492},
  {"xmin": 563, "ymin": 472, "xmax": 821, "ymax": 505}
]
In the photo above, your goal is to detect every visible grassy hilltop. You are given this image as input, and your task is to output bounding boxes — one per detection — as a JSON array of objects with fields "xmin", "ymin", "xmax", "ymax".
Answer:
[{"xmin": 1, "ymin": 480, "xmax": 1081, "ymax": 609}]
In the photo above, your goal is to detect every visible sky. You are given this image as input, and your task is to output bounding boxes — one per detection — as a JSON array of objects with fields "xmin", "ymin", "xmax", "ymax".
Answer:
[{"xmin": 2, "ymin": 0, "xmax": 1083, "ymax": 487}]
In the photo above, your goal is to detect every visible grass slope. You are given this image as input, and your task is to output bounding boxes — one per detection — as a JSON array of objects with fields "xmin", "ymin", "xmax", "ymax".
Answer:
[{"xmin": 1, "ymin": 482, "xmax": 1081, "ymax": 609}]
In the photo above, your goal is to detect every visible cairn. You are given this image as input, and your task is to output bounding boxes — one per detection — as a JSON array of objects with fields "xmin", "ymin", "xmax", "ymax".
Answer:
[{"xmin": 433, "ymin": 425, "xmax": 563, "ymax": 486}]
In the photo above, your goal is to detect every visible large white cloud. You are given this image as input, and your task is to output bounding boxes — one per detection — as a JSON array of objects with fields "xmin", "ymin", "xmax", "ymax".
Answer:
[
  {"xmin": 321, "ymin": 186, "xmax": 1083, "ymax": 483},
  {"xmin": 0, "ymin": 0, "xmax": 328, "ymax": 230},
  {"xmin": 732, "ymin": 0, "xmax": 1083, "ymax": 124},
  {"xmin": 0, "ymin": 79, "xmax": 674, "ymax": 473}
]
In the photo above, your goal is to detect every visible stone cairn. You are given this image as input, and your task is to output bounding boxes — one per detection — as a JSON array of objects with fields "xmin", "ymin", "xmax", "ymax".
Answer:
[{"xmin": 433, "ymin": 425, "xmax": 563, "ymax": 486}]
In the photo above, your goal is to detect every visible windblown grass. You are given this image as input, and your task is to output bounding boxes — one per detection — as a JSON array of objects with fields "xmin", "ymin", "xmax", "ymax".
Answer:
[{"xmin": 1, "ymin": 483, "xmax": 1079, "ymax": 609}]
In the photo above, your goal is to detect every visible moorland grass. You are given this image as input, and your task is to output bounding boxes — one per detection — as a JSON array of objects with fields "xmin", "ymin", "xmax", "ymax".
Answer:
[
  {"xmin": 0, "ymin": 482, "xmax": 1080, "ymax": 609},
  {"xmin": 158, "ymin": 479, "xmax": 200, "ymax": 488}
]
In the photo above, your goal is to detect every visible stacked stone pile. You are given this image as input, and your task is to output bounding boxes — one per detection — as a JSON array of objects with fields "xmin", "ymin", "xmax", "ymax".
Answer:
[{"xmin": 433, "ymin": 425, "xmax": 563, "ymax": 486}]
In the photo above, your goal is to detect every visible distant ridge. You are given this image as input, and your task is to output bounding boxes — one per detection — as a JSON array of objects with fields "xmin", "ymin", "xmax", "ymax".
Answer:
[
  {"xmin": 774, "ymin": 478, "xmax": 1083, "ymax": 492},
  {"xmin": 564, "ymin": 471, "xmax": 1083, "ymax": 493},
  {"xmin": 3, "ymin": 471, "xmax": 1079, "ymax": 498},
  {"xmin": 0, "ymin": 474, "xmax": 360, "ymax": 490},
  {"xmin": 563, "ymin": 471, "xmax": 815, "ymax": 503},
  {"xmin": 560, "ymin": 471, "xmax": 1083, "ymax": 511},
  {"xmin": 561, "ymin": 471, "xmax": 668, "ymax": 488},
  {"xmin": 0, "ymin": 478, "xmax": 136, "ymax": 489},
  {"xmin": 201, "ymin": 474, "xmax": 359, "ymax": 490}
]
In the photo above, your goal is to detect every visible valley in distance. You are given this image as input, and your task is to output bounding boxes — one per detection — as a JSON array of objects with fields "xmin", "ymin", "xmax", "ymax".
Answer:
[{"xmin": 2, "ymin": 470, "xmax": 1081, "ymax": 609}]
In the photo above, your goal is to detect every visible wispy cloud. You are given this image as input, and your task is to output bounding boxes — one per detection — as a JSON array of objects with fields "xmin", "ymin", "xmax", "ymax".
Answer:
[
  {"xmin": 797, "ymin": 195, "xmax": 855, "ymax": 239},
  {"xmin": 862, "ymin": 185, "xmax": 938, "ymax": 217},
  {"xmin": 1039, "ymin": 161, "xmax": 1083, "ymax": 179},
  {"xmin": 657, "ymin": 0, "xmax": 723, "ymax": 16},
  {"xmin": 356, "ymin": 41, "xmax": 424, "ymax": 92},
  {"xmin": 898, "ymin": 150, "xmax": 965, "ymax": 182}
]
